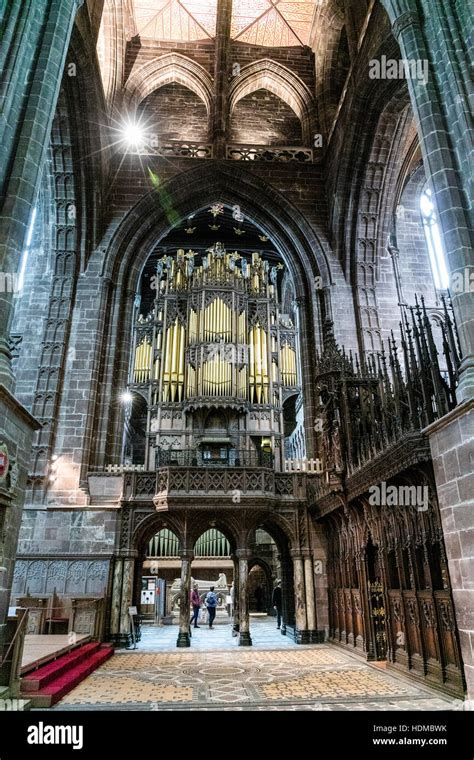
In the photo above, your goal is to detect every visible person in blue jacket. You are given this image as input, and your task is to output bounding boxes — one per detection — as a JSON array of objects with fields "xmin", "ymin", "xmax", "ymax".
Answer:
[{"xmin": 206, "ymin": 586, "xmax": 218, "ymax": 629}]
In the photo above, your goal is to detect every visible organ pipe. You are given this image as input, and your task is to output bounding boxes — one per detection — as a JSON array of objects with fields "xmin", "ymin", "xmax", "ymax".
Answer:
[{"xmin": 130, "ymin": 242, "xmax": 299, "ymax": 411}]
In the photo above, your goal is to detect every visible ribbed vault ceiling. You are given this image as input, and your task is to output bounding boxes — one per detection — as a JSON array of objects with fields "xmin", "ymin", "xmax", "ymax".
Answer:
[{"xmin": 133, "ymin": 0, "xmax": 318, "ymax": 46}]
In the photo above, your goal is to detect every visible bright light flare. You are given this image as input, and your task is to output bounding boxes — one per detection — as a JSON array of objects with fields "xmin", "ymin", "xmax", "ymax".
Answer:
[{"xmin": 119, "ymin": 119, "xmax": 147, "ymax": 149}]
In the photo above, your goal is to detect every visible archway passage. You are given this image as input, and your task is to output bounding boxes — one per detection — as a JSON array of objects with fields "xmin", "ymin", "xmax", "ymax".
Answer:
[{"xmin": 108, "ymin": 510, "xmax": 310, "ymax": 651}]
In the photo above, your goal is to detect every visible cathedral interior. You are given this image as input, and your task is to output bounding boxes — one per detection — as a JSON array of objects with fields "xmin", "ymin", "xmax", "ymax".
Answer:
[{"xmin": 0, "ymin": 0, "xmax": 473, "ymax": 716}]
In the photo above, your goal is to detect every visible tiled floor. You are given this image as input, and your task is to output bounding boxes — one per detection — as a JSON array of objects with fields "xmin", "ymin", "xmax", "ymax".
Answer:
[{"xmin": 52, "ymin": 619, "xmax": 464, "ymax": 711}]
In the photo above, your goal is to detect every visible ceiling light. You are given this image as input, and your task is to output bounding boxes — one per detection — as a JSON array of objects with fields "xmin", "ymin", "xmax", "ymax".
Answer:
[{"xmin": 120, "ymin": 120, "xmax": 146, "ymax": 149}]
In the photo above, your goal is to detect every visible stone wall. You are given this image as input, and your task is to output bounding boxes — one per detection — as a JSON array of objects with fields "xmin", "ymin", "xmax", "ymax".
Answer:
[
  {"xmin": 17, "ymin": 509, "xmax": 117, "ymax": 556},
  {"xmin": 428, "ymin": 403, "xmax": 474, "ymax": 699},
  {"xmin": 12, "ymin": 557, "xmax": 110, "ymax": 597},
  {"xmin": 229, "ymin": 89, "xmax": 303, "ymax": 146},
  {"xmin": 139, "ymin": 84, "xmax": 209, "ymax": 143}
]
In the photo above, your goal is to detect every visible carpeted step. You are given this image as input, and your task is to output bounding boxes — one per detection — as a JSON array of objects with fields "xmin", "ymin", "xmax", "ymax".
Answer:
[
  {"xmin": 22, "ymin": 642, "xmax": 102, "ymax": 692},
  {"xmin": 26, "ymin": 645, "xmax": 113, "ymax": 708}
]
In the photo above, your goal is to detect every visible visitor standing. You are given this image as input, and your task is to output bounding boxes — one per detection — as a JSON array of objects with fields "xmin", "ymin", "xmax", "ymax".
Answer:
[
  {"xmin": 190, "ymin": 583, "xmax": 201, "ymax": 628},
  {"xmin": 272, "ymin": 580, "xmax": 282, "ymax": 629},
  {"xmin": 206, "ymin": 586, "xmax": 218, "ymax": 629}
]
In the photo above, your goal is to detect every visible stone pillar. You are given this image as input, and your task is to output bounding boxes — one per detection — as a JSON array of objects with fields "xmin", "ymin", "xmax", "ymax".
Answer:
[
  {"xmin": 108, "ymin": 555, "xmax": 136, "ymax": 648},
  {"xmin": 381, "ymin": 0, "xmax": 474, "ymax": 401},
  {"xmin": 304, "ymin": 553, "xmax": 318, "ymax": 642},
  {"xmin": 109, "ymin": 558, "xmax": 124, "ymax": 639},
  {"xmin": 231, "ymin": 555, "xmax": 239, "ymax": 634},
  {"xmin": 426, "ymin": 402, "xmax": 474, "ymax": 700},
  {"xmin": 292, "ymin": 552, "xmax": 308, "ymax": 644},
  {"xmin": 212, "ymin": 0, "xmax": 232, "ymax": 158},
  {"xmin": 176, "ymin": 551, "xmax": 193, "ymax": 648},
  {"xmin": 0, "ymin": 0, "xmax": 84, "ymax": 389},
  {"xmin": 237, "ymin": 551, "xmax": 252, "ymax": 646},
  {"xmin": 119, "ymin": 558, "xmax": 135, "ymax": 638}
]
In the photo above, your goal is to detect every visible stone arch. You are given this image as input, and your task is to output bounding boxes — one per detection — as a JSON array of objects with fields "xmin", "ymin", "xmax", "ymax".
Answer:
[
  {"xmin": 190, "ymin": 518, "xmax": 239, "ymax": 555},
  {"xmin": 248, "ymin": 557, "xmax": 273, "ymax": 612},
  {"xmin": 244, "ymin": 512, "xmax": 297, "ymax": 554},
  {"xmin": 133, "ymin": 513, "xmax": 185, "ymax": 554},
  {"xmin": 82, "ymin": 161, "xmax": 340, "ymax": 471},
  {"xmin": 123, "ymin": 53, "xmax": 214, "ymax": 117},
  {"xmin": 229, "ymin": 59, "xmax": 316, "ymax": 145}
]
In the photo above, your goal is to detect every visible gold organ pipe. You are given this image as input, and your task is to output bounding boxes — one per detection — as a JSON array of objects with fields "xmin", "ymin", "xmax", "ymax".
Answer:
[
  {"xmin": 255, "ymin": 327, "xmax": 262, "ymax": 383},
  {"xmin": 255, "ymin": 328, "xmax": 261, "ymax": 404},
  {"xmin": 134, "ymin": 342, "xmax": 139, "ymax": 383},
  {"xmin": 249, "ymin": 327, "xmax": 255, "ymax": 401},
  {"xmin": 178, "ymin": 325, "xmax": 184, "ymax": 401}
]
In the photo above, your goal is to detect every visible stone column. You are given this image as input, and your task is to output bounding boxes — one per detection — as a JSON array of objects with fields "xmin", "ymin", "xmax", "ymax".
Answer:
[
  {"xmin": 292, "ymin": 552, "xmax": 308, "ymax": 644},
  {"xmin": 0, "ymin": 0, "xmax": 84, "ymax": 389},
  {"xmin": 237, "ymin": 550, "xmax": 252, "ymax": 646},
  {"xmin": 231, "ymin": 555, "xmax": 239, "ymax": 634},
  {"xmin": 119, "ymin": 558, "xmax": 135, "ymax": 645},
  {"xmin": 108, "ymin": 555, "xmax": 136, "ymax": 648},
  {"xmin": 380, "ymin": 0, "xmax": 474, "ymax": 401},
  {"xmin": 304, "ymin": 553, "xmax": 318, "ymax": 642},
  {"xmin": 109, "ymin": 558, "xmax": 124, "ymax": 640},
  {"xmin": 212, "ymin": 0, "xmax": 232, "ymax": 158},
  {"xmin": 176, "ymin": 551, "xmax": 193, "ymax": 647}
]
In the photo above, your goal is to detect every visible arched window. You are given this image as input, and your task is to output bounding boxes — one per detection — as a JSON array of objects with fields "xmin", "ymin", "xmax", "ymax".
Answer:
[{"xmin": 420, "ymin": 187, "xmax": 449, "ymax": 290}]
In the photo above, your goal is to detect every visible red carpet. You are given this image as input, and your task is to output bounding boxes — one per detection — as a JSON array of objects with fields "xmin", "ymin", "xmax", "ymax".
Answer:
[{"xmin": 21, "ymin": 642, "xmax": 113, "ymax": 707}]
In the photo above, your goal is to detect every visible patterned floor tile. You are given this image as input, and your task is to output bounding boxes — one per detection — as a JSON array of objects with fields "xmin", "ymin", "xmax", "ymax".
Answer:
[{"xmin": 54, "ymin": 619, "xmax": 464, "ymax": 712}]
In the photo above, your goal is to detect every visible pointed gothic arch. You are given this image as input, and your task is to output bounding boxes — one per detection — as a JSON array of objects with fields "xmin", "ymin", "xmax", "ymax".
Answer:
[
  {"xmin": 229, "ymin": 59, "xmax": 316, "ymax": 145},
  {"xmin": 123, "ymin": 52, "xmax": 214, "ymax": 116}
]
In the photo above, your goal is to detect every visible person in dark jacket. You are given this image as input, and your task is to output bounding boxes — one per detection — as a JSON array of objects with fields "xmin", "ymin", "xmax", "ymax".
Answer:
[
  {"xmin": 190, "ymin": 583, "xmax": 201, "ymax": 628},
  {"xmin": 206, "ymin": 586, "xmax": 218, "ymax": 629},
  {"xmin": 272, "ymin": 580, "xmax": 282, "ymax": 629}
]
